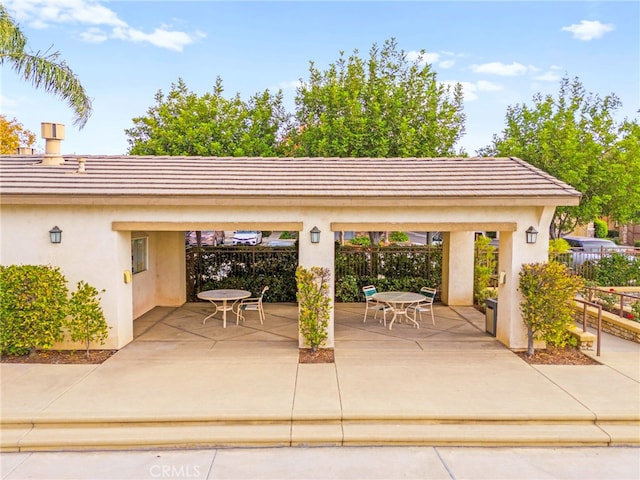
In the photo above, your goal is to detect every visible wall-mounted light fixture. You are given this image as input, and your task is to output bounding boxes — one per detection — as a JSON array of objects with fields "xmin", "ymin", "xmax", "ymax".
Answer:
[
  {"xmin": 525, "ymin": 226, "xmax": 538, "ymax": 244},
  {"xmin": 49, "ymin": 226, "xmax": 62, "ymax": 244},
  {"xmin": 310, "ymin": 226, "xmax": 321, "ymax": 244}
]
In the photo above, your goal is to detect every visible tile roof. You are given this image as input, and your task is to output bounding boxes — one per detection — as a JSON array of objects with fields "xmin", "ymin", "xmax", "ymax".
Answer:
[{"xmin": 0, "ymin": 155, "xmax": 581, "ymax": 205}]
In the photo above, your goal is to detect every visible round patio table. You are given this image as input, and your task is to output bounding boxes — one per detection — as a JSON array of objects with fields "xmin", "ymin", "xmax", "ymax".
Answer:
[
  {"xmin": 197, "ymin": 289, "xmax": 251, "ymax": 328},
  {"xmin": 372, "ymin": 291, "xmax": 426, "ymax": 330}
]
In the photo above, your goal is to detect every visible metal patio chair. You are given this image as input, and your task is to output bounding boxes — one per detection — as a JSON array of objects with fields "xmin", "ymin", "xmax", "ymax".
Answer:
[{"xmin": 236, "ymin": 286, "xmax": 269, "ymax": 324}]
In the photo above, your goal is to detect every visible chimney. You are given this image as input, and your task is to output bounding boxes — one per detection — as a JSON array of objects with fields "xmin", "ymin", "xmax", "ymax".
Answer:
[
  {"xmin": 41, "ymin": 122, "xmax": 65, "ymax": 165},
  {"xmin": 17, "ymin": 147, "xmax": 36, "ymax": 155}
]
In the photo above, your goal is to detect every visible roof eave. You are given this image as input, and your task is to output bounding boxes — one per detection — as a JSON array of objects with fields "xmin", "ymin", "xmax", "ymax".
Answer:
[{"xmin": 0, "ymin": 193, "xmax": 582, "ymax": 208}]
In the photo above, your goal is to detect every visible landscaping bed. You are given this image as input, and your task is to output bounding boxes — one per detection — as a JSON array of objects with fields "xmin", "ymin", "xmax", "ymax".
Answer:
[
  {"xmin": 1, "ymin": 350, "xmax": 117, "ymax": 364},
  {"xmin": 515, "ymin": 346, "xmax": 600, "ymax": 365}
]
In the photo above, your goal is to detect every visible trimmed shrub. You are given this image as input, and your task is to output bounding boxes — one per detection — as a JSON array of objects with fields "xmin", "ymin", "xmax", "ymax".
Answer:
[
  {"xmin": 389, "ymin": 231, "xmax": 409, "ymax": 242},
  {"xmin": 594, "ymin": 253, "xmax": 640, "ymax": 286},
  {"xmin": 0, "ymin": 265, "xmax": 69, "ymax": 355},
  {"xmin": 335, "ymin": 274, "xmax": 359, "ymax": 302},
  {"xmin": 549, "ymin": 238, "xmax": 570, "ymax": 253},
  {"xmin": 593, "ymin": 219, "xmax": 608, "ymax": 238},
  {"xmin": 350, "ymin": 235, "xmax": 371, "ymax": 247}
]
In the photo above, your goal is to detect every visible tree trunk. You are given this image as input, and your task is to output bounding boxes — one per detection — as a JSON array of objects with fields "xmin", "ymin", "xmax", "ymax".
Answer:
[
  {"xmin": 368, "ymin": 231, "xmax": 384, "ymax": 245},
  {"xmin": 526, "ymin": 325, "xmax": 534, "ymax": 357}
]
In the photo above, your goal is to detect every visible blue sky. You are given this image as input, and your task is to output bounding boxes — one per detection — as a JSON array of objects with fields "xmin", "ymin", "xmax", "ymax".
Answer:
[{"xmin": 2, "ymin": 0, "xmax": 638, "ymax": 156}]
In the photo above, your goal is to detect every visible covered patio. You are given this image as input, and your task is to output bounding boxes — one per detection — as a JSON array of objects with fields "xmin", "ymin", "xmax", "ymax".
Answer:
[{"xmin": 1, "ymin": 152, "xmax": 581, "ymax": 351}]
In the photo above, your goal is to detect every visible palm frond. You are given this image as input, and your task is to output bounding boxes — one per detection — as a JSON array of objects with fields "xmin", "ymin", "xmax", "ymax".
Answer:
[{"xmin": 0, "ymin": 5, "xmax": 92, "ymax": 128}]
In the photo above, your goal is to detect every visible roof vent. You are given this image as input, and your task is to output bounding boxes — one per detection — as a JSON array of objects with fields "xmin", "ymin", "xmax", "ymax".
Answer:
[
  {"xmin": 41, "ymin": 122, "xmax": 65, "ymax": 165},
  {"xmin": 77, "ymin": 157, "xmax": 86, "ymax": 173},
  {"xmin": 17, "ymin": 147, "xmax": 35, "ymax": 155}
]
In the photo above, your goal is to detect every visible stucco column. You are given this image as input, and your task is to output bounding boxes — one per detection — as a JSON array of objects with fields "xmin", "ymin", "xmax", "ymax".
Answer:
[
  {"xmin": 297, "ymin": 221, "xmax": 335, "ymax": 348},
  {"xmin": 156, "ymin": 231, "xmax": 187, "ymax": 306},
  {"xmin": 496, "ymin": 208, "xmax": 555, "ymax": 349},
  {"xmin": 441, "ymin": 231, "xmax": 475, "ymax": 305}
]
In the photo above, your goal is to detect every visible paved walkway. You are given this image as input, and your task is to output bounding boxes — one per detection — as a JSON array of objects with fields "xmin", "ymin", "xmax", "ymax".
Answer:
[{"xmin": 1, "ymin": 303, "xmax": 639, "ymax": 453}]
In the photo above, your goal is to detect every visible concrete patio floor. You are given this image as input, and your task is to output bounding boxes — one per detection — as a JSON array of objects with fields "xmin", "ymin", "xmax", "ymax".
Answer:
[{"xmin": 1, "ymin": 302, "xmax": 639, "ymax": 451}]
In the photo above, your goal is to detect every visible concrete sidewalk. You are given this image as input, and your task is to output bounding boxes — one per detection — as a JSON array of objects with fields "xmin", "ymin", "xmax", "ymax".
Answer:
[
  {"xmin": 1, "ymin": 303, "xmax": 639, "ymax": 451},
  {"xmin": 3, "ymin": 446, "xmax": 640, "ymax": 479}
]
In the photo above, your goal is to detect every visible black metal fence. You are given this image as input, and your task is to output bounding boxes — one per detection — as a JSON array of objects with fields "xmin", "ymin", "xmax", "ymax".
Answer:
[
  {"xmin": 334, "ymin": 245, "xmax": 442, "ymax": 301},
  {"xmin": 186, "ymin": 246, "xmax": 299, "ymax": 302},
  {"xmin": 185, "ymin": 244, "xmax": 639, "ymax": 303},
  {"xmin": 186, "ymin": 244, "xmax": 443, "ymax": 302}
]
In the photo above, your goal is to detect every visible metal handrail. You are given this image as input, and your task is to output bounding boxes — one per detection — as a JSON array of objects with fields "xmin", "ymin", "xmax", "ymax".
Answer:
[
  {"xmin": 574, "ymin": 297, "xmax": 602, "ymax": 356},
  {"xmin": 585, "ymin": 286, "xmax": 638, "ymax": 319}
]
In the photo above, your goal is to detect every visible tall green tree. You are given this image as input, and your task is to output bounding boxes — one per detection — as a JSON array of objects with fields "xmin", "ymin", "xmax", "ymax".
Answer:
[
  {"xmin": 479, "ymin": 77, "xmax": 640, "ymax": 237},
  {"xmin": 283, "ymin": 38, "xmax": 466, "ymax": 157},
  {"xmin": 0, "ymin": 5, "xmax": 92, "ymax": 128},
  {"xmin": 125, "ymin": 77, "xmax": 290, "ymax": 156}
]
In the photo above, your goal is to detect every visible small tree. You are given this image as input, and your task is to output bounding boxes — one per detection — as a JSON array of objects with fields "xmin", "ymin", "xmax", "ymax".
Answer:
[
  {"xmin": 519, "ymin": 262, "xmax": 584, "ymax": 356},
  {"xmin": 296, "ymin": 266, "xmax": 331, "ymax": 352},
  {"xmin": 66, "ymin": 281, "xmax": 109, "ymax": 358}
]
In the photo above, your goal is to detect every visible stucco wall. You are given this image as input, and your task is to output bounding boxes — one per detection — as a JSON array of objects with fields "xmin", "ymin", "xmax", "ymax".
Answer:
[
  {"xmin": 0, "ymin": 205, "xmax": 133, "ymax": 349},
  {"xmin": 1, "ymin": 202, "xmax": 551, "ymax": 350}
]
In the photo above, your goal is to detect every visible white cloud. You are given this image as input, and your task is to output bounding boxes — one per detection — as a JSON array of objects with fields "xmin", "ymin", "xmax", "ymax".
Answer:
[
  {"xmin": 0, "ymin": 94, "xmax": 20, "ymax": 113},
  {"xmin": 407, "ymin": 50, "xmax": 456, "ymax": 69},
  {"xmin": 79, "ymin": 27, "xmax": 108, "ymax": 43},
  {"xmin": 533, "ymin": 71, "xmax": 561, "ymax": 82},
  {"xmin": 441, "ymin": 80, "xmax": 503, "ymax": 102},
  {"xmin": 476, "ymin": 80, "xmax": 503, "ymax": 92},
  {"xmin": 562, "ymin": 20, "xmax": 615, "ymax": 41},
  {"xmin": 470, "ymin": 62, "xmax": 536, "ymax": 76},
  {"xmin": 407, "ymin": 50, "xmax": 439, "ymax": 65},
  {"xmin": 112, "ymin": 25, "xmax": 205, "ymax": 52},
  {"xmin": 278, "ymin": 80, "xmax": 304, "ymax": 91},
  {"xmin": 3, "ymin": 0, "xmax": 203, "ymax": 52}
]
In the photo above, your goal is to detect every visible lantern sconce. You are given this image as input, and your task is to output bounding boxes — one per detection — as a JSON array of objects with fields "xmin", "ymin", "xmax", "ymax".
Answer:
[
  {"xmin": 525, "ymin": 226, "xmax": 538, "ymax": 244},
  {"xmin": 310, "ymin": 226, "xmax": 321, "ymax": 244},
  {"xmin": 49, "ymin": 226, "xmax": 63, "ymax": 244}
]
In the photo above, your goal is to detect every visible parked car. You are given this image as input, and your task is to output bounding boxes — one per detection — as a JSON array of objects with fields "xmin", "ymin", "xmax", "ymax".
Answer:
[
  {"xmin": 562, "ymin": 235, "xmax": 632, "ymax": 266},
  {"xmin": 232, "ymin": 230, "xmax": 263, "ymax": 246},
  {"xmin": 267, "ymin": 239, "xmax": 296, "ymax": 247},
  {"xmin": 186, "ymin": 230, "xmax": 225, "ymax": 246}
]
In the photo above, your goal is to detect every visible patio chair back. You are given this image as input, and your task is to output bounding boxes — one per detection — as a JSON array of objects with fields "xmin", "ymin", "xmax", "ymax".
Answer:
[
  {"xmin": 236, "ymin": 286, "xmax": 269, "ymax": 325},
  {"xmin": 362, "ymin": 285, "xmax": 392, "ymax": 325},
  {"xmin": 407, "ymin": 287, "xmax": 437, "ymax": 325}
]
